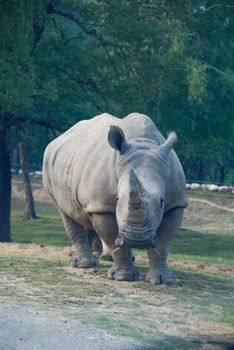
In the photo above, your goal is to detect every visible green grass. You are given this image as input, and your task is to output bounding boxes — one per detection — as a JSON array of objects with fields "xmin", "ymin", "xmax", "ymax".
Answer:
[
  {"xmin": 11, "ymin": 214, "xmax": 69, "ymax": 246},
  {"xmin": 11, "ymin": 198, "xmax": 69, "ymax": 246},
  {"xmin": 171, "ymin": 228, "xmax": 234, "ymax": 264},
  {"xmin": 133, "ymin": 228, "xmax": 234, "ymax": 265}
]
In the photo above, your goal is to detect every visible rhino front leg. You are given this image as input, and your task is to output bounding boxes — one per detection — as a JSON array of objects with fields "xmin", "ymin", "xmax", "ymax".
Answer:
[
  {"xmin": 91, "ymin": 213, "xmax": 139, "ymax": 281},
  {"xmin": 109, "ymin": 247, "xmax": 139, "ymax": 281},
  {"xmin": 60, "ymin": 210, "xmax": 98, "ymax": 268},
  {"xmin": 146, "ymin": 207, "xmax": 184, "ymax": 285}
]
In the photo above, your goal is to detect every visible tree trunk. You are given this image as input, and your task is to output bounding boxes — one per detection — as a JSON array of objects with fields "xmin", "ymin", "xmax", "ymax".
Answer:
[
  {"xmin": 0, "ymin": 129, "xmax": 11, "ymax": 242},
  {"xmin": 19, "ymin": 143, "xmax": 38, "ymax": 220},
  {"xmin": 219, "ymin": 165, "xmax": 225, "ymax": 185},
  {"xmin": 197, "ymin": 160, "xmax": 205, "ymax": 182}
]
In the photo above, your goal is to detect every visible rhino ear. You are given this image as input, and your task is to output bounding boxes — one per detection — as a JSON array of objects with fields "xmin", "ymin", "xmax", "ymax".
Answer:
[
  {"xmin": 160, "ymin": 132, "xmax": 177, "ymax": 155},
  {"xmin": 108, "ymin": 126, "xmax": 128, "ymax": 154}
]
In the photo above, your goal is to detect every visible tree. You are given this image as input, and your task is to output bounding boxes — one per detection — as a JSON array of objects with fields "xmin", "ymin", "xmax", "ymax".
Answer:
[
  {"xmin": 45, "ymin": 0, "xmax": 234, "ymax": 183},
  {"xmin": 0, "ymin": 129, "xmax": 11, "ymax": 242},
  {"xmin": 1, "ymin": 0, "xmax": 234, "ymax": 241},
  {"xmin": 0, "ymin": 1, "xmax": 65, "ymax": 241},
  {"xmin": 19, "ymin": 143, "xmax": 38, "ymax": 220},
  {"xmin": 0, "ymin": 0, "xmax": 34, "ymax": 241}
]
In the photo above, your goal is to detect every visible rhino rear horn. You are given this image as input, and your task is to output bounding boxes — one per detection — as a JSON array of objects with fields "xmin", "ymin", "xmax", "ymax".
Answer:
[
  {"xmin": 160, "ymin": 132, "xmax": 177, "ymax": 155},
  {"xmin": 108, "ymin": 126, "xmax": 128, "ymax": 154}
]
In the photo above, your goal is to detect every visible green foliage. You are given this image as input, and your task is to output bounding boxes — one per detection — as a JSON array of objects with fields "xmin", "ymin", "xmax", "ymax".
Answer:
[
  {"xmin": 187, "ymin": 60, "xmax": 208, "ymax": 105},
  {"xmin": 0, "ymin": 0, "xmax": 233, "ymax": 182},
  {"xmin": 0, "ymin": 0, "xmax": 35, "ymax": 116}
]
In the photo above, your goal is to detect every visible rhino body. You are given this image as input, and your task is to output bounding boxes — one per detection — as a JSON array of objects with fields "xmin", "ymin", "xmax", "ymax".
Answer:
[{"xmin": 43, "ymin": 113, "xmax": 187, "ymax": 284}]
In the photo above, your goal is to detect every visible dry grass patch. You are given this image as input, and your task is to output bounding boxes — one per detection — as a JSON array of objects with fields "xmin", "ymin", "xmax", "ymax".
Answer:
[{"xmin": 0, "ymin": 244, "xmax": 233, "ymax": 349}]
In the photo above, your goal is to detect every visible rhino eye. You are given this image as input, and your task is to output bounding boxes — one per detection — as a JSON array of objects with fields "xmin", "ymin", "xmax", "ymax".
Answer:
[{"xmin": 159, "ymin": 197, "xmax": 164, "ymax": 208}]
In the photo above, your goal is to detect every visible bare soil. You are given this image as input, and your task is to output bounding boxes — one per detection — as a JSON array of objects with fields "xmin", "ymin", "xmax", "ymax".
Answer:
[{"xmin": 2, "ymin": 243, "xmax": 234, "ymax": 275}]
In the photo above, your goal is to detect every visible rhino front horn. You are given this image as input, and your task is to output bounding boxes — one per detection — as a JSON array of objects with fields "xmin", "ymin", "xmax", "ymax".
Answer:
[
  {"xmin": 160, "ymin": 132, "xmax": 177, "ymax": 155},
  {"xmin": 129, "ymin": 169, "xmax": 145, "ymax": 208}
]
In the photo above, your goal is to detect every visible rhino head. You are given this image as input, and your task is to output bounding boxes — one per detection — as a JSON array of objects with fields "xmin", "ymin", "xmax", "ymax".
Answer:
[{"xmin": 108, "ymin": 125, "xmax": 177, "ymax": 249}]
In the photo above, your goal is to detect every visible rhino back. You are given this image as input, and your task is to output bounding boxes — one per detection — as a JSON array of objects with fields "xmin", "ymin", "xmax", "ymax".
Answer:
[
  {"xmin": 43, "ymin": 114, "xmax": 122, "ymax": 221},
  {"xmin": 122, "ymin": 113, "xmax": 164, "ymax": 143}
]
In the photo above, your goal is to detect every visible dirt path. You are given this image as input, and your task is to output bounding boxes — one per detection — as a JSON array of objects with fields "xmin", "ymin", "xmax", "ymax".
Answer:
[
  {"xmin": 189, "ymin": 198, "xmax": 234, "ymax": 213},
  {"xmin": 0, "ymin": 303, "xmax": 151, "ymax": 350}
]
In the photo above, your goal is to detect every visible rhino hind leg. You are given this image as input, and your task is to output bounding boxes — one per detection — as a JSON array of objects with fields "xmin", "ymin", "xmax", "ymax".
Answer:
[
  {"xmin": 91, "ymin": 213, "xmax": 139, "ymax": 281},
  {"xmin": 60, "ymin": 210, "xmax": 98, "ymax": 268},
  {"xmin": 146, "ymin": 207, "xmax": 184, "ymax": 285},
  {"xmin": 100, "ymin": 240, "xmax": 113, "ymax": 261},
  {"xmin": 92, "ymin": 234, "xmax": 103, "ymax": 258},
  {"xmin": 92, "ymin": 236, "xmax": 113, "ymax": 261}
]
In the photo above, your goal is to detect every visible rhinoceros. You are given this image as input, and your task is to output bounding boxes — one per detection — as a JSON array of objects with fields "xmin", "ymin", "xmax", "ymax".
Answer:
[{"xmin": 43, "ymin": 113, "xmax": 188, "ymax": 285}]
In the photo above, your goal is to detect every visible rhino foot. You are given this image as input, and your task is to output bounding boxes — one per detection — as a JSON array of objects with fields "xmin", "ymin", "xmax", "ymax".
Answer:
[
  {"xmin": 146, "ymin": 268, "xmax": 175, "ymax": 286},
  {"xmin": 70, "ymin": 256, "xmax": 98, "ymax": 269},
  {"xmin": 107, "ymin": 266, "xmax": 139, "ymax": 281}
]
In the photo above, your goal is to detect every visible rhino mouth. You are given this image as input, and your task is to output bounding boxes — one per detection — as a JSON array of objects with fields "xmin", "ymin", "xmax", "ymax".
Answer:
[
  {"xmin": 115, "ymin": 222, "xmax": 156, "ymax": 248},
  {"xmin": 115, "ymin": 235, "xmax": 156, "ymax": 248}
]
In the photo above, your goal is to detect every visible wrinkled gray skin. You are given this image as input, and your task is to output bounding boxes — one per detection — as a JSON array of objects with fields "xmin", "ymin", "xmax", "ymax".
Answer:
[{"xmin": 43, "ymin": 113, "xmax": 188, "ymax": 285}]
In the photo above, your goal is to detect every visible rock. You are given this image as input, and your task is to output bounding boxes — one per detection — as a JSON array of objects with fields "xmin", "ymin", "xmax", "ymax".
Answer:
[
  {"xmin": 218, "ymin": 186, "xmax": 229, "ymax": 192},
  {"xmin": 34, "ymin": 171, "xmax": 42, "ymax": 177},
  {"xmin": 208, "ymin": 184, "xmax": 219, "ymax": 191},
  {"xmin": 190, "ymin": 183, "xmax": 200, "ymax": 190}
]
